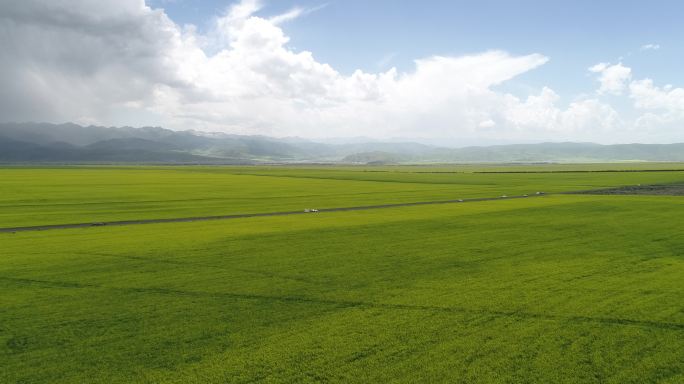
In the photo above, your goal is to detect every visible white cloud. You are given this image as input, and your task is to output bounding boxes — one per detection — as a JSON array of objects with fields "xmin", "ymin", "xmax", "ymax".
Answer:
[
  {"xmin": 0, "ymin": 0, "xmax": 677, "ymax": 143},
  {"xmin": 269, "ymin": 3, "xmax": 327, "ymax": 25},
  {"xmin": 628, "ymin": 78, "xmax": 684, "ymax": 137},
  {"xmin": 640, "ymin": 43, "xmax": 660, "ymax": 51},
  {"xmin": 478, "ymin": 119, "xmax": 496, "ymax": 128},
  {"xmin": 588, "ymin": 62, "xmax": 632, "ymax": 95},
  {"xmin": 502, "ymin": 87, "xmax": 620, "ymax": 139},
  {"xmin": 629, "ymin": 79, "xmax": 684, "ymax": 111}
]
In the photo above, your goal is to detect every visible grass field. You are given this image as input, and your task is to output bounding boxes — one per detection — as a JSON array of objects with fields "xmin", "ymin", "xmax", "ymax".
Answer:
[
  {"xmin": 3, "ymin": 165, "xmax": 684, "ymax": 228},
  {"xmin": 1, "ymin": 165, "xmax": 683, "ymax": 383}
]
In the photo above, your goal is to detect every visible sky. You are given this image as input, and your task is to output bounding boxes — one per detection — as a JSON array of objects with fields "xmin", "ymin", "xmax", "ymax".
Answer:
[{"xmin": 1, "ymin": 0, "xmax": 683, "ymax": 145}]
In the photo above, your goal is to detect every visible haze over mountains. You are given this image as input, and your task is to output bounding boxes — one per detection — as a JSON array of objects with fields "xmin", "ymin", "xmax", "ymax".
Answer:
[{"xmin": 2, "ymin": 122, "xmax": 684, "ymax": 164}]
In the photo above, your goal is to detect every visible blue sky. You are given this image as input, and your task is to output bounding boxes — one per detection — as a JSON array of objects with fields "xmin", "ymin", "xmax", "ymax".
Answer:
[{"xmin": 2, "ymin": 0, "xmax": 683, "ymax": 144}]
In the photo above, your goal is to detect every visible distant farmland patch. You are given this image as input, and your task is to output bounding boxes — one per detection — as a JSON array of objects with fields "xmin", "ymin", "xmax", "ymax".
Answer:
[{"xmin": 577, "ymin": 183, "xmax": 684, "ymax": 195}]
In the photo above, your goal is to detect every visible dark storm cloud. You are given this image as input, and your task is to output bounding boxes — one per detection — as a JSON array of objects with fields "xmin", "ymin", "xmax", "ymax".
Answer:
[{"xmin": 0, "ymin": 0, "xmax": 186, "ymax": 122}]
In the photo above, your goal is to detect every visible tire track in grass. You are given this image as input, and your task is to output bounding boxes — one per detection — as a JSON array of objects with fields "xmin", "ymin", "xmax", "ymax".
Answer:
[
  {"xmin": 2, "ymin": 276, "xmax": 682, "ymax": 332},
  {"xmin": 0, "ymin": 276, "xmax": 96, "ymax": 289},
  {"xmin": 0, "ymin": 194, "xmax": 543, "ymax": 233}
]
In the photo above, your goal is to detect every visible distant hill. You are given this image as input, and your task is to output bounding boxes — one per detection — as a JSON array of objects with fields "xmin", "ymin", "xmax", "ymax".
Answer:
[
  {"xmin": 341, "ymin": 151, "xmax": 408, "ymax": 164},
  {"xmin": 2, "ymin": 122, "xmax": 684, "ymax": 163},
  {"xmin": 443, "ymin": 142, "xmax": 684, "ymax": 163}
]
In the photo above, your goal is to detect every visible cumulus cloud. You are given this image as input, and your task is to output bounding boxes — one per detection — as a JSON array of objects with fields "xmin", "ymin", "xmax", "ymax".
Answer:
[
  {"xmin": 588, "ymin": 62, "xmax": 632, "ymax": 95},
  {"xmin": 501, "ymin": 87, "xmax": 621, "ymax": 140},
  {"xmin": 628, "ymin": 78, "xmax": 684, "ymax": 136},
  {"xmin": 0, "ymin": 0, "xmax": 675, "ymax": 142},
  {"xmin": 630, "ymin": 79, "xmax": 684, "ymax": 111},
  {"xmin": 640, "ymin": 43, "xmax": 660, "ymax": 51}
]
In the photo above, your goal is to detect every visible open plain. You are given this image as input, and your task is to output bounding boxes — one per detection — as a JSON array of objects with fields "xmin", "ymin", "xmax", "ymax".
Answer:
[{"xmin": 1, "ymin": 164, "xmax": 683, "ymax": 383}]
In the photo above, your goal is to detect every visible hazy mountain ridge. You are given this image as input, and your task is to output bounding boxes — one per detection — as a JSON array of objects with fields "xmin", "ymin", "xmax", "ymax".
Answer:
[{"xmin": 1, "ymin": 123, "xmax": 684, "ymax": 163}]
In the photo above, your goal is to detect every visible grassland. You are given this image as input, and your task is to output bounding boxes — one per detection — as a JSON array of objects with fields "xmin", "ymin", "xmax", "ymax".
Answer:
[
  {"xmin": 1, "ymin": 164, "xmax": 683, "ymax": 383},
  {"xmin": 3, "ymin": 165, "xmax": 684, "ymax": 228}
]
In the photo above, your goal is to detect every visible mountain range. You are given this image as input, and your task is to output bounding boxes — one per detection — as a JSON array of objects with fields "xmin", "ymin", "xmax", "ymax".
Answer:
[{"xmin": 2, "ymin": 122, "xmax": 684, "ymax": 164}]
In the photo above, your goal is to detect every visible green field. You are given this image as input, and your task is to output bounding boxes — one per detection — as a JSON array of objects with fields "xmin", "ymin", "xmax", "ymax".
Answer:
[
  {"xmin": 1, "ymin": 165, "xmax": 683, "ymax": 383},
  {"xmin": 3, "ymin": 165, "xmax": 684, "ymax": 228}
]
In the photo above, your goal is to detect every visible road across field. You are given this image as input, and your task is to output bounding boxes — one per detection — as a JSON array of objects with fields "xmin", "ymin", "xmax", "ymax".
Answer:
[{"xmin": 0, "ymin": 194, "xmax": 544, "ymax": 233}]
